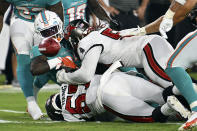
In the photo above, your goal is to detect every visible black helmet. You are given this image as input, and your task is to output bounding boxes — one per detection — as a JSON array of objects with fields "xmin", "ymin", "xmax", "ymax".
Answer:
[
  {"xmin": 45, "ymin": 93, "xmax": 64, "ymax": 121},
  {"xmin": 64, "ymin": 19, "xmax": 90, "ymax": 49}
]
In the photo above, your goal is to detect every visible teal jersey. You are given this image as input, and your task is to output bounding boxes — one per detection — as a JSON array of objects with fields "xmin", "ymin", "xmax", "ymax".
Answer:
[
  {"xmin": 61, "ymin": 0, "xmax": 87, "ymax": 28},
  {"xmin": 7, "ymin": 0, "xmax": 60, "ymax": 22}
]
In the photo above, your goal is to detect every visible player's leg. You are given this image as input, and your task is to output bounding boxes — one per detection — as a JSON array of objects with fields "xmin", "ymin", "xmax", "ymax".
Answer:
[
  {"xmin": 100, "ymin": 72, "xmax": 170, "ymax": 122},
  {"xmin": 102, "ymin": 92, "xmax": 156, "ymax": 122},
  {"xmin": 165, "ymin": 30, "xmax": 197, "ymax": 130},
  {"xmin": 142, "ymin": 35, "xmax": 174, "ymax": 88},
  {"xmin": 33, "ymin": 73, "xmax": 51, "ymax": 101},
  {"xmin": 10, "ymin": 18, "xmax": 43, "ymax": 120},
  {"xmin": 142, "ymin": 35, "xmax": 194, "ymax": 124}
]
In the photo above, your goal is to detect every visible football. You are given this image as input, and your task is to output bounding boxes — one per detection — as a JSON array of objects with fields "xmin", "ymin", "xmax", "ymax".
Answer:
[{"xmin": 38, "ymin": 37, "xmax": 61, "ymax": 57}]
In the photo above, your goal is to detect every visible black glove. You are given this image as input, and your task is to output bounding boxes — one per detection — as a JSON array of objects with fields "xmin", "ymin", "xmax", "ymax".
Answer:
[
  {"xmin": 109, "ymin": 19, "xmax": 121, "ymax": 31},
  {"xmin": 187, "ymin": 7, "xmax": 197, "ymax": 28}
]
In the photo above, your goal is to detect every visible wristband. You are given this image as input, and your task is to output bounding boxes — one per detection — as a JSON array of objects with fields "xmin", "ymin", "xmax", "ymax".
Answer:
[
  {"xmin": 140, "ymin": 27, "xmax": 146, "ymax": 35},
  {"xmin": 175, "ymin": 0, "xmax": 186, "ymax": 5},
  {"xmin": 47, "ymin": 57, "xmax": 62, "ymax": 69},
  {"xmin": 164, "ymin": 9, "xmax": 175, "ymax": 19}
]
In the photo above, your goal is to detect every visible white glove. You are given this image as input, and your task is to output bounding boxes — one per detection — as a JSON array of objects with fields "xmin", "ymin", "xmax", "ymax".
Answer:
[
  {"xmin": 56, "ymin": 69, "xmax": 70, "ymax": 84},
  {"xmin": 119, "ymin": 26, "xmax": 146, "ymax": 36},
  {"xmin": 159, "ymin": 9, "xmax": 175, "ymax": 39}
]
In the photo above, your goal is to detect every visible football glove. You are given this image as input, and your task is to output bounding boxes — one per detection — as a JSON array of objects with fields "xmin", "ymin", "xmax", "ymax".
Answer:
[
  {"xmin": 159, "ymin": 9, "xmax": 175, "ymax": 39},
  {"xmin": 56, "ymin": 56, "xmax": 78, "ymax": 72},
  {"xmin": 188, "ymin": 7, "xmax": 197, "ymax": 28},
  {"xmin": 109, "ymin": 19, "xmax": 121, "ymax": 31}
]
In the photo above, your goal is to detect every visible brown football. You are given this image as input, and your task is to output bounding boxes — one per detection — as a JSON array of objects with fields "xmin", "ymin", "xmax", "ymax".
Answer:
[{"xmin": 38, "ymin": 37, "xmax": 61, "ymax": 57}]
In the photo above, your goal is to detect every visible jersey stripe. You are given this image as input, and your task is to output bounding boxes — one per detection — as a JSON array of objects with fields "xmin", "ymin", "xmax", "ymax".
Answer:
[
  {"xmin": 41, "ymin": 10, "xmax": 48, "ymax": 25},
  {"xmin": 103, "ymin": 105, "xmax": 154, "ymax": 122},
  {"xmin": 84, "ymin": 44, "xmax": 104, "ymax": 57},
  {"xmin": 167, "ymin": 30, "xmax": 197, "ymax": 68},
  {"xmin": 143, "ymin": 43, "xmax": 171, "ymax": 82}
]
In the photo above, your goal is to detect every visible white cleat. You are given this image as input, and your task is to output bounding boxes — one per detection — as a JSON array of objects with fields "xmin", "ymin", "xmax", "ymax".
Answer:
[
  {"xmin": 27, "ymin": 101, "xmax": 43, "ymax": 120},
  {"xmin": 178, "ymin": 112, "xmax": 197, "ymax": 131},
  {"xmin": 167, "ymin": 96, "xmax": 191, "ymax": 119}
]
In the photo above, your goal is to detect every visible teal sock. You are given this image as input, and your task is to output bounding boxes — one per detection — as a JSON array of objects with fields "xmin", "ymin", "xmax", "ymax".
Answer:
[
  {"xmin": 119, "ymin": 67, "xmax": 137, "ymax": 72},
  {"xmin": 165, "ymin": 67, "xmax": 197, "ymax": 111},
  {"xmin": 17, "ymin": 54, "xmax": 34, "ymax": 98}
]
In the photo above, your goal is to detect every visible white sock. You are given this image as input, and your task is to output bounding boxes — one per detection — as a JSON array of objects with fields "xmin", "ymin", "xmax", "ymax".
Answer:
[
  {"xmin": 26, "ymin": 96, "xmax": 36, "ymax": 103},
  {"xmin": 26, "ymin": 96, "xmax": 43, "ymax": 120}
]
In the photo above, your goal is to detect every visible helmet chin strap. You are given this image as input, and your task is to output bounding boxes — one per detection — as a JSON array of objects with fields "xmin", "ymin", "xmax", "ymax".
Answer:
[
  {"xmin": 56, "ymin": 37, "xmax": 62, "ymax": 42},
  {"xmin": 50, "ymin": 31, "xmax": 64, "ymax": 42}
]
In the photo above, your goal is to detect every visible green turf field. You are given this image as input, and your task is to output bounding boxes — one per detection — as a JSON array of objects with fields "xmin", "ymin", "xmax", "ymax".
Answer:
[
  {"xmin": 0, "ymin": 90, "xmax": 184, "ymax": 131},
  {"xmin": 1, "ymin": 73, "xmax": 197, "ymax": 131},
  {"xmin": 0, "ymin": 85, "xmax": 191, "ymax": 131}
]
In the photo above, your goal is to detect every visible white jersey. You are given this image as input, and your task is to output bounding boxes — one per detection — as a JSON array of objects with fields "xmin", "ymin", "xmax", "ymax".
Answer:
[
  {"xmin": 60, "ymin": 83, "xmax": 98, "ymax": 121},
  {"xmin": 78, "ymin": 27, "xmax": 156, "ymax": 67},
  {"xmin": 167, "ymin": 30, "xmax": 197, "ymax": 69},
  {"xmin": 59, "ymin": 72, "xmax": 165, "ymax": 122},
  {"xmin": 77, "ymin": 27, "xmax": 174, "ymax": 87}
]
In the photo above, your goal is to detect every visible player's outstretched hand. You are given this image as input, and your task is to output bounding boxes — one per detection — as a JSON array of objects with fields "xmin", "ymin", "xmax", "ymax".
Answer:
[
  {"xmin": 159, "ymin": 9, "xmax": 175, "ymax": 39},
  {"xmin": 159, "ymin": 18, "xmax": 173, "ymax": 39}
]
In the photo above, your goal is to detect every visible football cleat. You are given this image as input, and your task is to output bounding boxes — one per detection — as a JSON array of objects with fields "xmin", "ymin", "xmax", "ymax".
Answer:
[
  {"xmin": 167, "ymin": 96, "xmax": 191, "ymax": 119},
  {"xmin": 178, "ymin": 112, "xmax": 197, "ymax": 131},
  {"xmin": 27, "ymin": 101, "xmax": 44, "ymax": 120}
]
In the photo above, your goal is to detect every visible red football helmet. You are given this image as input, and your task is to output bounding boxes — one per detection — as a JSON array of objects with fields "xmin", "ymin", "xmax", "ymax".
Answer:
[{"xmin": 64, "ymin": 19, "xmax": 91, "ymax": 50}]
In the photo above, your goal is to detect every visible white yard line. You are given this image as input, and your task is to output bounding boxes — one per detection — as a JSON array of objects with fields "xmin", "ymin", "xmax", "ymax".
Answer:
[
  {"xmin": 0, "ymin": 109, "xmax": 26, "ymax": 114},
  {"xmin": 165, "ymin": 122, "xmax": 183, "ymax": 125},
  {"xmin": 0, "ymin": 119, "xmax": 23, "ymax": 123},
  {"xmin": 0, "ymin": 84, "xmax": 60, "ymax": 93},
  {"xmin": 0, "ymin": 109, "xmax": 47, "ymax": 115},
  {"xmin": 0, "ymin": 119, "xmax": 61, "ymax": 124}
]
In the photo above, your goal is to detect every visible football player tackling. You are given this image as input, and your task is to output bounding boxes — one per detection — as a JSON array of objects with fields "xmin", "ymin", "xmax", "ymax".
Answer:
[{"xmin": 47, "ymin": 61, "xmax": 186, "ymax": 122}]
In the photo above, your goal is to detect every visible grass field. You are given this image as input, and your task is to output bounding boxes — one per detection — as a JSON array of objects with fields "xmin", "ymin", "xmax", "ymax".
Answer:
[{"xmin": 1, "ymin": 73, "xmax": 197, "ymax": 131}]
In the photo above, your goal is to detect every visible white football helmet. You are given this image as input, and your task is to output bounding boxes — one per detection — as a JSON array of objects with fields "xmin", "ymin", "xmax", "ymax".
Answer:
[{"xmin": 34, "ymin": 10, "xmax": 63, "ymax": 42}]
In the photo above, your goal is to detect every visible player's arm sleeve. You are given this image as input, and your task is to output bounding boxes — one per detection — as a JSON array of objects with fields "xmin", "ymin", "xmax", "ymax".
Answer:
[
  {"xmin": 30, "ymin": 55, "xmax": 50, "ymax": 76},
  {"xmin": 47, "ymin": 1, "xmax": 63, "ymax": 21},
  {"xmin": 88, "ymin": 0, "xmax": 111, "ymax": 23},
  {"xmin": 61, "ymin": 46, "xmax": 103, "ymax": 84}
]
